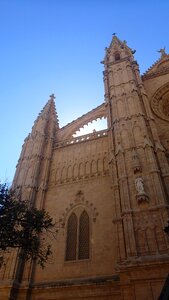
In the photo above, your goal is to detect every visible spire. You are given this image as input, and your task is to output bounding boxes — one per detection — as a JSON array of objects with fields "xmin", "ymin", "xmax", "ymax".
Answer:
[
  {"xmin": 12, "ymin": 94, "xmax": 59, "ymax": 191},
  {"xmin": 47, "ymin": 93, "xmax": 59, "ymax": 129},
  {"xmin": 32, "ymin": 93, "xmax": 59, "ymax": 136},
  {"xmin": 102, "ymin": 35, "xmax": 136, "ymax": 65}
]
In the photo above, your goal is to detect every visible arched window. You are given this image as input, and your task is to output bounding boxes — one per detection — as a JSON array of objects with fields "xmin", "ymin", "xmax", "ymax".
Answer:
[
  {"xmin": 65, "ymin": 213, "xmax": 77, "ymax": 261},
  {"xmin": 65, "ymin": 210, "xmax": 90, "ymax": 261},
  {"xmin": 114, "ymin": 52, "xmax": 120, "ymax": 61},
  {"xmin": 78, "ymin": 211, "xmax": 89, "ymax": 259}
]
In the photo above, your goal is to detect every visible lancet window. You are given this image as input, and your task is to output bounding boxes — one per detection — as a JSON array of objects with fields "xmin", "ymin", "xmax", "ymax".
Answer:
[
  {"xmin": 65, "ymin": 209, "xmax": 90, "ymax": 261},
  {"xmin": 114, "ymin": 52, "xmax": 120, "ymax": 61}
]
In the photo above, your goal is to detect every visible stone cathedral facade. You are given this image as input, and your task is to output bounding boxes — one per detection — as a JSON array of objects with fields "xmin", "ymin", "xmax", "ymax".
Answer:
[{"xmin": 1, "ymin": 35, "xmax": 169, "ymax": 300}]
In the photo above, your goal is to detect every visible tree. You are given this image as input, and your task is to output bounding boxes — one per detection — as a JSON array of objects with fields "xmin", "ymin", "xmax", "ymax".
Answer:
[{"xmin": 0, "ymin": 183, "xmax": 54, "ymax": 268}]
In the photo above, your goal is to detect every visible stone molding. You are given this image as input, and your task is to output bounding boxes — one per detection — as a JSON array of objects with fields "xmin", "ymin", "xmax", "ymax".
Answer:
[{"xmin": 56, "ymin": 190, "xmax": 99, "ymax": 229}]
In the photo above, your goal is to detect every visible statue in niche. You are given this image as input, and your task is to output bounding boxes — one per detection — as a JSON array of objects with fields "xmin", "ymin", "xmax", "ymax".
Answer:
[
  {"xmin": 135, "ymin": 177, "xmax": 149, "ymax": 205},
  {"xmin": 135, "ymin": 177, "xmax": 146, "ymax": 195}
]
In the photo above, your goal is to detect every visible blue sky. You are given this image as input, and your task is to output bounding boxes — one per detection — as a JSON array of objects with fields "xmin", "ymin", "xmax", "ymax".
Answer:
[{"xmin": 0, "ymin": 0, "xmax": 169, "ymax": 183}]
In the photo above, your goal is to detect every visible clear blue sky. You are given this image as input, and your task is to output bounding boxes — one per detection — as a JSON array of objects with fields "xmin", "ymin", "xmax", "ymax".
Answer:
[{"xmin": 0, "ymin": 0, "xmax": 169, "ymax": 183}]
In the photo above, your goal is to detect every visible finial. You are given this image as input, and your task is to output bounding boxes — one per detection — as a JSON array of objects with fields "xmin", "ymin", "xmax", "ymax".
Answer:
[
  {"xmin": 49, "ymin": 93, "xmax": 56, "ymax": 100},
  {"xmin": 112, "ymin": 33, "xmax": 117, "ymax": 36},
  {"xmin": 158, "ymin": 47, "xmax": 167, "ymax": 58},
  {"xmin": 131, "ymin": 49, "xmax": 136, "ymax": 54}
]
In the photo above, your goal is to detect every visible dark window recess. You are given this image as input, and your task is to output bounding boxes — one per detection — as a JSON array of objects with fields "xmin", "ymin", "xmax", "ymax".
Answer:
[
  {"xmin": 65, "ymin": 210, "xmax": 90, "ymax": 261},
  {"xmin": 78, "ymin": 211, "xmax": 89, "ymax": 259},
  {"xmin": 66, "ymin": 213, "xmax": 77, "ymax": 261},
  {"xmin": 114, "ymin": 52, "xmax": 120, "ymax": 61}
]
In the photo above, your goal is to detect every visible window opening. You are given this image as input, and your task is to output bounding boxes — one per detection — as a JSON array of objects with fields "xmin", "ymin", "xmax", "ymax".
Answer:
[
  {"xmin": 114, "ymin": 52, "xmax": 120, "ymax": 61},
  {"xmin": 78, "ymin": 211, "xmax": 89, "ymax": 259},
  {"xmin": 65, "ymin": 213, "xmax": 77, "ymax": 261},
  {"xmin": 65, "ymin": 209, "xmax": 90, "ymax": 261}
]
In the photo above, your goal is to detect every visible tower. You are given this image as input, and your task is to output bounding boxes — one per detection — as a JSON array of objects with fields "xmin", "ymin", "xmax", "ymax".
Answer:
[
  {"xmin": 103, "ymin": 35, "xmax": 169, "ymax": 298},
  {"xmin": 0, "ymin": 35, "xmax": 169, "ymax": 300},
  {"xmin": 0, "ymin": 94, "xmax": 59, "ymax": 299},
  {"xmin": 13, "ymin": 94, "xmax": 59, "ymax": 206}
]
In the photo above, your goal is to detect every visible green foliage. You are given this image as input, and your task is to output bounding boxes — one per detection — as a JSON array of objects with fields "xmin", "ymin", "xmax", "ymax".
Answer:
[{"xmin": 0, "ymin": 183, "xmax": 54, "ymax": 268}]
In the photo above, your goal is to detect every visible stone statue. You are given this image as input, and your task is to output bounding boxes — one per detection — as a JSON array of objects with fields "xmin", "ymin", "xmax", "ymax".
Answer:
[
  {"xmin": 158, "ymin": 47, "xmax": 167, "ymax": 58},
  {"xmin": 135, "ymin": 177, "xmax": 146, "ymax": 195}
]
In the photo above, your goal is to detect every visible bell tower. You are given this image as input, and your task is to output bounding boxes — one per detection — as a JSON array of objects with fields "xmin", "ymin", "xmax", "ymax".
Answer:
[{"xmin": 103, "ymin": 35, "xmax": 169, "ymax": 295}]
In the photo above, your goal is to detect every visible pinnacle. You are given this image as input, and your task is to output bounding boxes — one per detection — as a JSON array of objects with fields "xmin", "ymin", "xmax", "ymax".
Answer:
[
  {"xmin": 110, "ymin": 34, "xmax": 127, "ymax": 46},
  {"xmin": 103, "ymin": 34, "xmax": 135, "ymax": 63},
  {"xmin": 112, "ymin": 34, "xmax": 122, "ymax": 43},
  {"xmin": 33, "ymin": 93, "xmax": 59, "ymax": 129}
]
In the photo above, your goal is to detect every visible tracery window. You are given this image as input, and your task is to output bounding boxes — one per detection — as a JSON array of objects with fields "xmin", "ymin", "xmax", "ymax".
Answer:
[{"xmin": 65, "ymin": 210, "xmax": 90, "ymax": 261}]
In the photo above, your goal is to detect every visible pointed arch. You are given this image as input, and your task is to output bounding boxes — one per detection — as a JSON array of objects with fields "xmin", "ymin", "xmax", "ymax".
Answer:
[
  {"xmin": 65, "ymin": 213, "xmax": 77, "ymax": 261},
  {"xmin": 55, "ymin": 168, "xmax": 60, "ymax": 183},
  {"xmin": 67, "ymin": 165, "xmax": 72, "ymax": 180},
  {"xmin": 73, "ymin": 164, "xmax": 78, "ymax": 179},
  {"xmin": 65, "ymin": 208, "xmax": 91, "ymax": 262},
  {"xmin": 61, "ymin": 166, "xmax": 66, "ymax": 182},
  {"xmin": 91, "ymin": 160, "xmax": 97, "ymax": 175},
  {"xmin": 114, "ymin": 51, "xmax": 120, "ymax": 61},
  {"xmin": 117, "ymin": 99, "xmax": 125, "ymax": 118},
  {"xmin": 133, "ymin": 126, "xmax": 143, "ymax": 146},
  {"xmin": 49, "ymin": 168, "xmax": 55, "ymax": 183},
  {"xmin": 85, "ymin": 161, "xmax": 90, "ymax": 177},
  {"xmin": 103, "ymin": 156, "xmax": 108, "ymax": 173},
  {"xmin": 79, "ymin": 162, "xmax": 84, "ymax": 178},
  {"xmin": 114, "ymin": 71, "xmax": 120, "ymax": 85},
  {"xmin": 97, "ymin": 158, "xmax": 103, "ymax": 174},
  {"xmin": 78, "ymin": 210, "xmax": 90, "ymax": 260},
  {"xmin": 127, "ymin": 96, "xmax": 136, "ymax": 116},
  {"xmin": 121, "ymin": 129, "xmax": 130, "ymax": 149}
]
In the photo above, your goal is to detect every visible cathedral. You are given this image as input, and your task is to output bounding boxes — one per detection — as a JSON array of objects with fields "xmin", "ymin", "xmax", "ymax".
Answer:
[{"xmin": 1, "ymin": 35, "xmax": 169, "ymax": 300}]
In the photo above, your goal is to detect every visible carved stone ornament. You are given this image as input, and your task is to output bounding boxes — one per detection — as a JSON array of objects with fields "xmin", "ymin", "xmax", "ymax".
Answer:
[
  {"xmin": 151, "ymin": 83, "xmax": 169, "ymax": 122},
  {"xmin": 56, "ymin": 190, "xmax": 99, "ymax": 230},
  {"xmin": 158, "ymin": 47, "xmax": 167, "ymax": 58}
]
